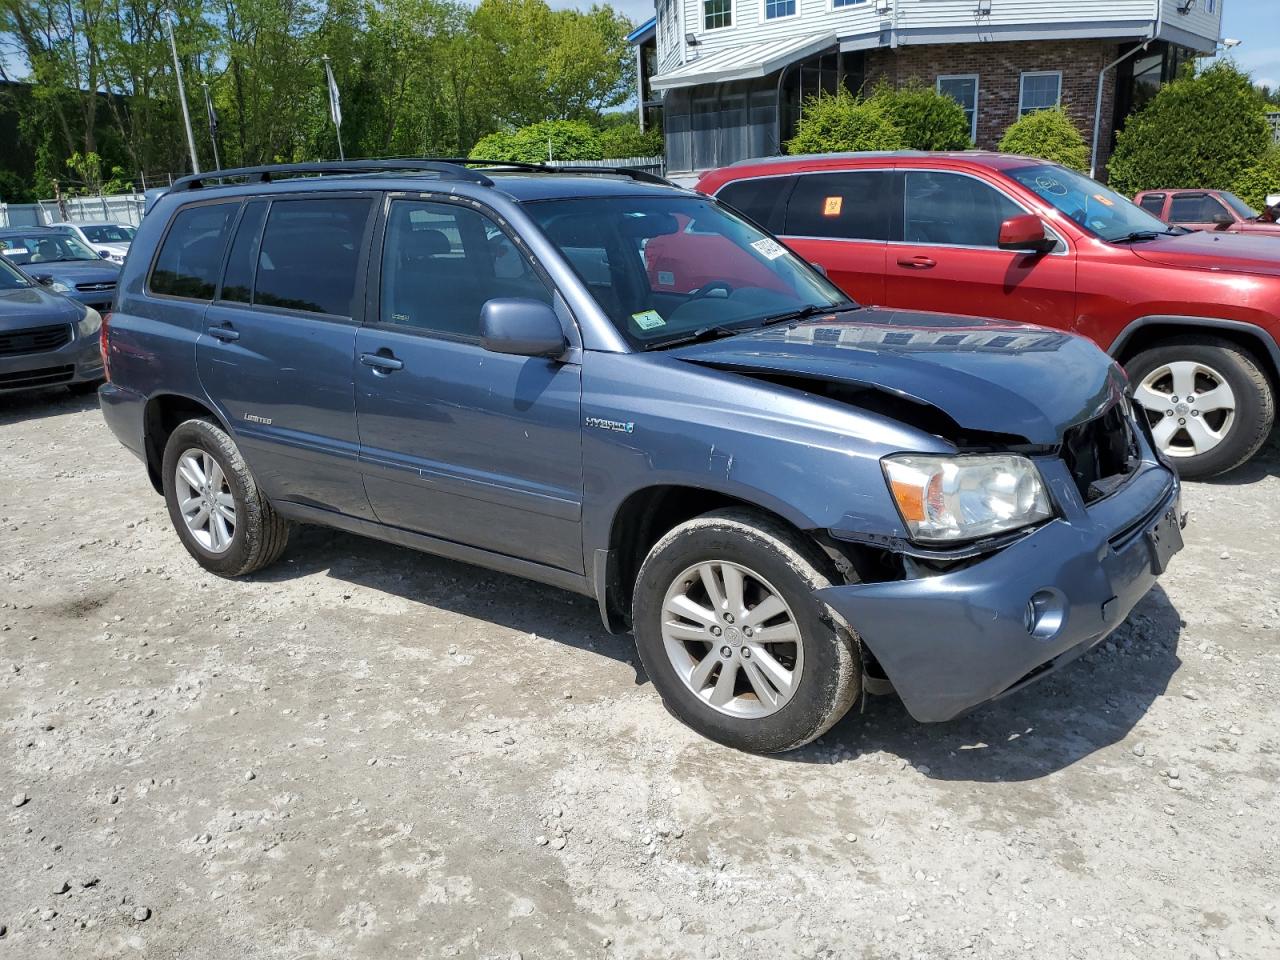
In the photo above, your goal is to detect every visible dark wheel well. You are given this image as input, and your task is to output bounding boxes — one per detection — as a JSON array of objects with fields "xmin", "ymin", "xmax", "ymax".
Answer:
[
  {"xmin": 1114, "ymin": 323, "xmax": 1280, "ymax": 392},
  {"xmin": 142, "ymin": 394, "xmax": 224, "ymax": 494},
  {"xmin": 602, "ymin": 486, "xmax": 826, "ymax": 632}
]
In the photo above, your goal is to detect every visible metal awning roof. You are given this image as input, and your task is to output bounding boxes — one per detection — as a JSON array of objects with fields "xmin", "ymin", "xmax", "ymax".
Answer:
[{"xmin": 649, "ymin": 33, "xmax": 836, "ymax": 92}]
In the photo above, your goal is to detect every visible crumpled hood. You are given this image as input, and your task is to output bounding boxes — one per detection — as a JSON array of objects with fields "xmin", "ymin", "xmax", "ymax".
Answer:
[
  {"xmin": 1131, "ymin": 231, "xmax": 1280, "ymax": 277},
  {"xmin": 670, "ymin": 309, "xmax": 1126, "ymax": 445},
  {"xmin": 0, "ymin": 285, "xmax": 83, "ymax": 330}
]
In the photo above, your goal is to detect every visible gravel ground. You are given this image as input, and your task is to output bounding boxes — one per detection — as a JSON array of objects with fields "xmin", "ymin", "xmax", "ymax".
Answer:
[{"xmin": 2, "ymin": 388, "xmax": 1279, "ymax": 960}]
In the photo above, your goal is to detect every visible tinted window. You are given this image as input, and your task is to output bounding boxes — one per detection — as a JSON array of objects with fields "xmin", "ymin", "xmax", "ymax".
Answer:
[
  {"xmin": 219, "ymin": 201, "xmax": 268, "ymax": 304},
  {"xmin": 1138, "ymin": 194, "xmax": 1165, "ymax": 215},
  {"xmin": 903, "ymin": 171, "xmax": 1023, "ymax": 247},
  {"xmin": 785, "ymin": 172, "xmax": 893, "ymax": 241},
  {"xmin": 81, "ymin": 224, "xmax": 134, "ymax": 244},
  {"xmin": 150, "ymin": 203, "xmax": 238, "ymax": 299},
  {"xmin": 255, "ymin": 198, "xmax": 371, "ymax": 316},
  {"xmin": 1168, "ymin": 193, "xmax": 1230, "ymax": 223},
  {"xmin": 716, "ymin": 177, "xmax": 791, "ymax": 233},
  {"xmin": 380, "ymin": 200, "xmax": 550, "ymax": 338}
]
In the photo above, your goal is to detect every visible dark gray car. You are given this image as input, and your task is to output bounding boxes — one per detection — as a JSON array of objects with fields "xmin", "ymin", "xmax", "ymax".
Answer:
[
  {"xmin": 0, "ymin": 254, "xmax": 104, "ymax": 394},
  {"xmin": 98, "ymin": 160, "xmax": 1184, "ymax": 753},
  {"xmin": 0, "ymin": 227, "xmax": 120, "ymax": 314}
]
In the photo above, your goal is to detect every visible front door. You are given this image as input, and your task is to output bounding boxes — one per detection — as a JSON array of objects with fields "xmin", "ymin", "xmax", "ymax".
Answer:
[
  {"xmin": 196, "ymin": 195, "xmax": 377, "ymax": 519},
  {"xmin": 354, "ymin": 197, "xmax": 584, "ymax": 573},
  {"xmin": 1166, "ymin": 192, "xmax": 1235, "ymax": 233},
  {"xmin": 883, "ymin": 169, "xmax": 1077, "ymax": 332}
]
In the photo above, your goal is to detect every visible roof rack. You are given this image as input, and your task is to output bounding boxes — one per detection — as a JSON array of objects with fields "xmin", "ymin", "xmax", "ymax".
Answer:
[
  {"xmin": 170, "ymin": 159, "xmax": 495, "ymax": 193},
  {"xmin": 457, "ymin": 159, "xmax": 676, "ymax": 187}
]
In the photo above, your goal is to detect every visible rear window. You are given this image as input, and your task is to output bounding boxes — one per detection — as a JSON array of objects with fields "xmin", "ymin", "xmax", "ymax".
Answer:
[
  {"xmin": 253, "ymin": 198, "xmax": 372, "ymax": 317},
  {"xmin": 784, "ymin": 171, "xmax": 894, "ymax": 241},
  {"xmin": 150, "ymin": 203, "xmax": 238, "ymax": 300}
]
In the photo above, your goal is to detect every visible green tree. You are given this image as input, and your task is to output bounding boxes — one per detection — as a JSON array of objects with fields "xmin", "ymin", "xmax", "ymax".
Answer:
[
  {"xmin": 997, "ymin": 107, "xmax": 1089, "ymax": 172},
  {"xmin": 1108, "ymin": 61, "xmax": 1271, "ymax": 195},
  {"xmin": 870, "ymin": 82, "xmax": 972, "ymax": 150},
  {"xmin": 469, "ymin": 120, "xmax": 602, "ymax": 162},
  {"xmin": 786, "ymin": 89, "xmax": 906, "ymax": 155},
  {"xmin": 598, "ymin": 123, "xmax": 662, "ymax": 159},
  {"xmin": 1232, "ymin": 148, "xmax": 1280, "ymax": 210}
]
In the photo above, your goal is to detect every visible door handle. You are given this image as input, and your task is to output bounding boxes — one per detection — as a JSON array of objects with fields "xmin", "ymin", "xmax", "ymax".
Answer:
[
  {"xmin": 360, "ymin": 351, "xmax": 404, "ymax": 373},
  {"xmin": 209, "ymin": 324, "xmax": 240, "ymax": 342},
  {"xmin": 896, "ymin": 255, "xmax": 937, "ymax": 269}
]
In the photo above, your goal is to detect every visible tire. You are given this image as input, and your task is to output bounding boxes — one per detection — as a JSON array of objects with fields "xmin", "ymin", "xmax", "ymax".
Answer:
[
  {"xmin": 1126, "ymin": 336, "xmax": 1275, "ymax": 479},
  {"xmin": 632, "ymin": 508, "xmax": 861, "ymax": 754},
  {"xmin": 161, "ymin": 418, "xmax": 290, "ymax": 577}
]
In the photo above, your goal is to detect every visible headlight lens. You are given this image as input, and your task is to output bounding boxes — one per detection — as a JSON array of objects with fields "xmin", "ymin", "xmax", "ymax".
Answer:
[
  {"xmin": 883, "ymin": 453, "xmax": 1052, "ymax": 543},
  {"xmin": 49, "ymin": 280, "xmax": 73, "ymax": 294},
  {"xmin": 77, "ymin": 305, "xmax": 102, "ymax": 336}
]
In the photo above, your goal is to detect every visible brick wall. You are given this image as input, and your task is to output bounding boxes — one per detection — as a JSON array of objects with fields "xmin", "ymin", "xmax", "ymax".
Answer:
[{"xmin": 865, "ymin": 39, "xmax": 1120, "ymax": 167}]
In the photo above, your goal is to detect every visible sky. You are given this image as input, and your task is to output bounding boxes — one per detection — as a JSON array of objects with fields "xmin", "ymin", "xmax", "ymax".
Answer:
[{"xmin": 1213, "ymin": 0, "xmax": 1280, "ymax": 89}]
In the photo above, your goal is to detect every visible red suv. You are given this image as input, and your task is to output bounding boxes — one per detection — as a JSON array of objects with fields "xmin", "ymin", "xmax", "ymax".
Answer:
[
  {"xmin": 1134, "ymin": 189, "xmax": 1280, "ymax": 237},
  {"xmin": 695, "ymin": 153, "xmax": 1280, "ymax": 477}
]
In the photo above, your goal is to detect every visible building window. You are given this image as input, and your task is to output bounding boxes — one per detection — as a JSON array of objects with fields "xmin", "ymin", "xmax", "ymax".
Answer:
[
  {"xmin": 764, "ymin": 0, "xmax": 795, "ymax": 18},
  {"xmin": 832, "ymin": 0, "xmax": 866, "ymax": 7},
  {"xmin": 703, "ymin": 0, "xmax": 732, "ymax": 29},
  {"xmin": 1018, "ymin": 71, "xmax": 1062, "ymax": 116},
  {"xmin": 937, "ymin": 75, "xmax": 979, "ymax": 143}
]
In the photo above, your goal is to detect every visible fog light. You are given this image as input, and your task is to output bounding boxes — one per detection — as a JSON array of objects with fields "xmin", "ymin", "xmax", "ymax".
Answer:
[{"xmin": 1024, "ymin": 589, "xmax": 1066, "ymax": 641}]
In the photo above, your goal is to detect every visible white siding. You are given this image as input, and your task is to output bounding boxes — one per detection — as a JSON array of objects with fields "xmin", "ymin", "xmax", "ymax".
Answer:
[
  {"xmin": 895, "ymin": 0, "xmax": 1154, "ymax": 30},
  {"xmin": 1157, "ymin": 0, "xmax": 1223, "ymax": 46}
]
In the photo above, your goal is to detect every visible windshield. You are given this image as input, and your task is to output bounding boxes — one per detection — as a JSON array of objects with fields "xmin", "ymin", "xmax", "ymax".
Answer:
[
  {"xmin": 1220, "ymin": 192, "xmax": 1259, "ymax": 220},
  {"xmin": 0, "ymin": 254, "xmax": 32, "ymax": 290},
  {"xmin": 81, "ymin": 224, "xmax": 135, "ymax": 244},
  {"xmin": 525, "ymin": 195, "xmax": 852, "ymax": 349},
  {"xmin": 0, "ymin": 232, "xmax": 101, "ymax": 265},
  {"xmin": 1006, "ymin": 164, "xmax": 1175, "ymax": 242}
]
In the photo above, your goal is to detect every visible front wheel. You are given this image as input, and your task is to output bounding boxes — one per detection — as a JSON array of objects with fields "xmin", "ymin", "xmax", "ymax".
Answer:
[
  {"xmin": 632, "ymin": 508, "xmax": 861, "ymax": 754},
  {"xmin": 1127, "ymin": 337, "xmax": 1275, "ymax": 479}
]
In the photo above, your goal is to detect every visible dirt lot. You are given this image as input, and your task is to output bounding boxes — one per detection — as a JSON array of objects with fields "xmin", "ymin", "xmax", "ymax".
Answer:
[{"xmin": 1, "ymin": 388, "xmax": 1278, "ymax": 960}]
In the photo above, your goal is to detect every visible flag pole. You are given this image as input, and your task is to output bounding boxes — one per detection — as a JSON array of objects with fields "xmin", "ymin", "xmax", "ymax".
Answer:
[
  {"xmin": 166, "ymin": 18, "xmax": 200, "ymax": 174},
  {"xmin": 322, "ymin": 55, "xmax": 345, "ymax": 161},
  {"xmin": 202, "ymin": 82, "xmax": 222, "ymax": 171}
]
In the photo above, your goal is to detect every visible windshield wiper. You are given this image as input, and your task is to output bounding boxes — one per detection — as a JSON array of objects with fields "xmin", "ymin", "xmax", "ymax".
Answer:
[
  {"xmin": 643, "ymin": 324, "xmax": 749, "ymax": 351},
  {"xmin": 1110, "ymin": 230, "xmax": 1177, "ymax": 244},
  {"xmin": 760, "ymin": 301, "xmax": 857, "ymax": 326}
]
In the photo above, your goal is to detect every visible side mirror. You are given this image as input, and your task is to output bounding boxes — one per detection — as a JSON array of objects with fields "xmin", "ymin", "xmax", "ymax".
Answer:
[
  {"xmin": 480, "ymin": 298, "xmax": 567, "ymax": 359},
  {"xmin": 1211, "ymin": 213, "xmax": 1234, "ymax": 230},
  {"xmin": 99, "ymin": 250, "xmax": 112, "ymax": 259},
  {"xmin": 33, "ymin": 274, "xmax": 54, "ymax": 286},
  {"xmin": 998, "ymin": 214, "xmax": 1057, "ymax": 255}
]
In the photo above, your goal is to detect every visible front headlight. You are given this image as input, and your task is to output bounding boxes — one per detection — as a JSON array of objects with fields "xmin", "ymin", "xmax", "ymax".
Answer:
[
  {"xmin": 883, "ymin": 453, "xmax": 1053, "ymax": 544},
  {"xmin": 77, "ymin": 306, "xmax": 102, "ymax": 337},
  {"xmin": 49, "ymin": 280, "xmax": 73, "ymax": 294}
]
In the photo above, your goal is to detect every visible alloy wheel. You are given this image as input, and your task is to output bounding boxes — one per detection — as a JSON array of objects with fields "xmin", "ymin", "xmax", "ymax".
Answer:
[
  {"xmin": 1132, "ymin": 360, "xmax": 1236, "ymax": 459},
  {"xmin": 174, "ymin": 448, "xmax": 237, "ymax": 554},
  {"xmin": 660, "ymin": 560, "xmax": 804, "ymax": 719}
]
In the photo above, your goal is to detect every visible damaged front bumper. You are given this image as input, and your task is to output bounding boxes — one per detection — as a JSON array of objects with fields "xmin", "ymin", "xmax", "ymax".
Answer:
[{"xmin": 817, "ymin": 458, "xmax": 1183, "ymax": 722}]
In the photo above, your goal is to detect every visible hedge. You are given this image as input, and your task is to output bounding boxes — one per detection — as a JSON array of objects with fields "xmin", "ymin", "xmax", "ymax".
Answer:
[
  {"xmin": 786, "ymin": 90, "xmax": 906, "ymax": 154},
  {"xmin": 469, "ymin": 120, "xmax": 603, "ymax": 163},
  {"xmin": 997, "ymin": 108, "xmax": 1090, "ymax": 172},
  {"xmin": 871, "ymin": 82, "xmax": 972, "ymax": 151},
  {"xmin": 1231, "ymin": 149, "xmax": 1280, "ymax": 210}
]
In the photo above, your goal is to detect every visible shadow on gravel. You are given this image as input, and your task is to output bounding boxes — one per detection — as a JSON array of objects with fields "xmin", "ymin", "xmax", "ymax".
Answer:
[
  {"xmin": 0, "ymin": 386, "xmax": 98, "ymax": 425},
  {"xmin": 1204, "ymin": 433, "xmax": 1280, "ymax": 485},
  {"xmin": 793, "ymin": 585, "xmax": 1183, "ymax": 782},
  {"xmin": 250, "ymin": 523, "xmax": 646, "ymax": 681}
]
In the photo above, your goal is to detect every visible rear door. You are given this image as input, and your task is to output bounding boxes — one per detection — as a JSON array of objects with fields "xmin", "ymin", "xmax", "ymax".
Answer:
[
  {"xmin": 883, "ymin": 168, "xmax": 1077, "ymax": 331},
  {"xmin": 354, "ymin": 196, "xmax": 584, "ymax": 573},
  {"xmin": 196, "ymin": 193, "xmax": 377, "ymax": 519}
]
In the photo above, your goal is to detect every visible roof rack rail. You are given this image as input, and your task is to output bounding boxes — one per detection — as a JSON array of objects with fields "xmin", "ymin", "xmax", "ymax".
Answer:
[
  {"xmin": 169, "ymin": 159, "xmax": 494, "ymax": 193},
  {"xmin": 437, "ymin": 158, "xmax": 676, "ymax": 187}
]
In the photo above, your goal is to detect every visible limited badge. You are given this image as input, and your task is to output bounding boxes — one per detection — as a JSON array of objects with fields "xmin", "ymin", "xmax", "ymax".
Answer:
[{"xmin": 823, "ymin": 196, "xmax": 843, "ymax": 216}]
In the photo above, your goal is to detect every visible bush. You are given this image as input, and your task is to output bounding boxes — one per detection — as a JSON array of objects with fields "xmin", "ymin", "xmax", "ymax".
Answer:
[
  {"xmin": 1108, "ymin": 61, "xmax": 1271, "ymax": 195},
  {"xmin": 997, "ymin": 107, "xmax": 1089, "ymax": 172},
  {"xmin": 1231, "ymin": 148, "xmax": 1280, "ymax": 210},
  {"xmin": 870, "ymin": 82, "xmax": 972, "ymax": 150},
  {"xmin": 598, "ymin": 124, "xmax": 664, "ymax": 159},
  {"xmin": 786, "ymin": 90, "xmax": 906, "ymax": 155},
  {"xmin": 468, "ymin": 120, "xmax": 602, "ymax": 163}
]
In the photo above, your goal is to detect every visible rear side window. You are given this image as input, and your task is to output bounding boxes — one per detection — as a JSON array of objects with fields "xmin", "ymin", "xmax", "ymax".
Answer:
[
  {"xmin": 716, "ymin": 177, "xmax": 792, "ymax": 233},
  {"xmin": 219, "ymin": 201, "xmax": 268, "ymax": 304},
  {"xmin": 254, "ymin": 198, "xmax": 372, "ymax": 317},
  {"xmin": 1168, "ymin": 193, "xmax": 1228, "ymax": 223},
  {"xmin": 150, "ymin": 203, "xmax": 238, "ymax": 300},
  {"xmin": 784, "ymin": 172, "xmax": 894, "ymax": 241},
  {"xmin": 1137, "ymin": 193, "xmax": 1165, "ymax": 216},
  {"xmin": 903, "ymin": 170, "xmax": 1023, "ymax": 248}
]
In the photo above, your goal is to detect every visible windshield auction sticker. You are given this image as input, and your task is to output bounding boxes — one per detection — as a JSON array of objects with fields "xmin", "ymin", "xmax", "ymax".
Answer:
[
  {"xmin": 750, "ymin": 238, "xmax": 786, "ymax": 261},
  {"xmin": 823, "ymin": 196, "xmax": 843, "ymax": 216},
  {"xmin": 632, "ymin": 310, "xmax": 666, "ymax": 331}
]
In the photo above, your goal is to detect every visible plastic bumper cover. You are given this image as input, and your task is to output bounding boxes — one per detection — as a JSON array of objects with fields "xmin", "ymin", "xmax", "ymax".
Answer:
[{"xmin": 0, "ymin": 329, "xmax": 103, "ymax": 392}]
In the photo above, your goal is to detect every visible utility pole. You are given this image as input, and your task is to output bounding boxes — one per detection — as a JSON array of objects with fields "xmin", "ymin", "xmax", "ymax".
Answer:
[{"xmin": 167, "ymin": 18, "xmax": 200, "ymax": 175}]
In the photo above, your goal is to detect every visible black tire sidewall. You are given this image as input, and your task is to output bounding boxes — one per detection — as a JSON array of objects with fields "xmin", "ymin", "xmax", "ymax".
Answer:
[
  {"xmin": 161, "ymin": 419, "xmax": 256, "ymax": 576},
  {"xmin": 633, "ymin": 514, "xmax": 858, "ymax": 754},
  {"xmin": 1126, "ymin": 340, "xmax": 1275, "ymax": 479}
]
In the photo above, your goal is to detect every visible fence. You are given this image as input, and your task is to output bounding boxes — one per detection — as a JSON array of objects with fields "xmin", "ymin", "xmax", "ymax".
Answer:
[
  {"xmin": 0, "ymin": 193, "xmax": 148, "ymax": 228},
  {"xmin": 547, "ymin": 156, "xmax": 665, "ymax": 176}
]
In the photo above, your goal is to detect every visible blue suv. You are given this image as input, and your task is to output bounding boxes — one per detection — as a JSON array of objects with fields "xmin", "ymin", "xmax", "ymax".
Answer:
[{"xmin": 100, "ymin": 159, "xmax": 1184, "ymax": 753}]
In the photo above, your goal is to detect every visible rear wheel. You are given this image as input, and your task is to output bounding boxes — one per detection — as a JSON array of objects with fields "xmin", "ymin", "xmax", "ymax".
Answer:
[
  {"xmin": 1127, "ymin": 337, "xmax": 1274, "ymax": 479},
  {"xmin": 632, "ymin": 508, "xmax": 860, "ymax": 754}
]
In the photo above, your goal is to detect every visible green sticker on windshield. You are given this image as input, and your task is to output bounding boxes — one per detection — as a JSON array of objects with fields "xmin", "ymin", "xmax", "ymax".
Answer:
[{"xmin": 632, "ymin": 310, "xmax": 666, "ymax": 331}]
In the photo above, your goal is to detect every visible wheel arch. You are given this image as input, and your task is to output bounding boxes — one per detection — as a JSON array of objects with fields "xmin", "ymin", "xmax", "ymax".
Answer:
[
  {"xmin": 1109, "ymin": 316, "xmax": 1280, "ymax": 390},
  {"xmin": 142, "ymin": 392, "xmax": 230, "ymax": 494}
]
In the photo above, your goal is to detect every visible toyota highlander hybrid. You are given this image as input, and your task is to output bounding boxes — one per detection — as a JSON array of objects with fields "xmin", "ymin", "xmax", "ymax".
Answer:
[{"xmin": 98, "ymin": 159, "xmax": 1184, "ymax": 753}]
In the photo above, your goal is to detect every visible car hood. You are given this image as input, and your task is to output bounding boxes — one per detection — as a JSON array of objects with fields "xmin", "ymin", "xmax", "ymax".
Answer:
[
  {"xmin": 21, "ymin": 259, "xmax": 120, "ymax": 285},
  {"xmin": 1130, "ymin": 231, "xmax": 1280, "ymax": 277},
  {"xmin": 669, "ymin": 309, "xmax": 1126, "ymax": 446},
  {"xmin": 0, "ymin": 285, "xmax": 84, "ymax": 329}
]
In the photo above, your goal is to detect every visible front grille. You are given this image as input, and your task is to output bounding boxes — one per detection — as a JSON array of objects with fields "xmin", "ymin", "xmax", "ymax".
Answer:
[
  {"xmin": 0, "ymin": 364, "xmax": 75, "ymax": 389},
  {"xmin": 1061, "ymin": 402, "xmax": 1139, "ymax": 503},
  {"xmin": 75, "ymin": 281, "xmax": 116, "ymax": 293},
  {"xmin": 0, "ymin": 323, "xmax": 72, "ymax": 357}
]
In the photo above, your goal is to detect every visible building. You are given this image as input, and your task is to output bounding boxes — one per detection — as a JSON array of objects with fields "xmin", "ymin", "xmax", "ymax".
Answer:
[{"xmin": 630, "ymin": 0, "xmax": 1225, "ymax": 177}]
